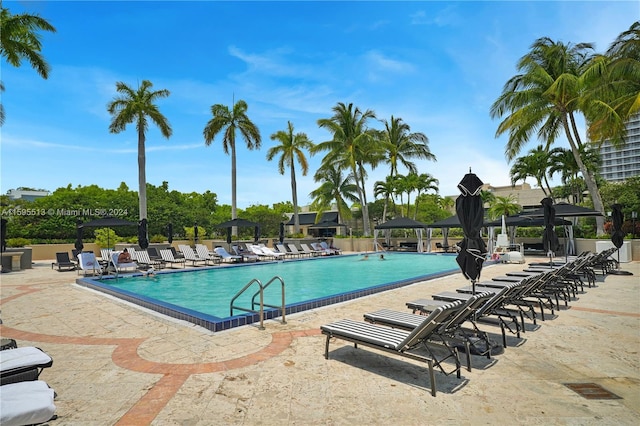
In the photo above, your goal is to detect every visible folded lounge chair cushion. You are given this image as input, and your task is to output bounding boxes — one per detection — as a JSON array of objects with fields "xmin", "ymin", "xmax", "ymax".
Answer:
[
  {"xmin": 0, "ymin": 346, "xmax": 53, "ymax": 385},
  {"xmin": 0, "ymin": 380, "xmax": 56, "ymax": 426}
]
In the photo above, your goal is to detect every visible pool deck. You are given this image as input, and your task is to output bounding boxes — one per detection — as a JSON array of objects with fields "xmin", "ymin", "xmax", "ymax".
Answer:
[{"xmin": 1, "ymin": 254, "xmax": 639, "ymax": 425}]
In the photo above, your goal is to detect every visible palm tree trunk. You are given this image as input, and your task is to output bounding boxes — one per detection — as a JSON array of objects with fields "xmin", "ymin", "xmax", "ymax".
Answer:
[
  {"xmin": 231, "ymin": 142, "xmax": 238, "ymax": 236},
  {"xmin": 138, "ymin": 129, "xmax": 147, "ymax": 221},
  {"xmin": 290, "ymin": 163, "xmax": 300, "ymax": 234},
  {"xmin": 564, "ymin": 115, "xmax": 605, "ymax": 235}
]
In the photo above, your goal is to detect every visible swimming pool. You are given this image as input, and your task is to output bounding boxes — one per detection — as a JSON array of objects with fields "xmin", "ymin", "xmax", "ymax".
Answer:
[{"xmin": 76, "ymin": 253, "xmax": 459, "ymax": 332}]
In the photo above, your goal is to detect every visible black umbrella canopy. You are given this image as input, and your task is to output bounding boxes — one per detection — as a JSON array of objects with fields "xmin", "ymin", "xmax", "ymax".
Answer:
[
  {"xmin": 216, "ymin": 218, "xmax": 259, "ymax": 228},
  {"xmin": 541, "ymin": 197, "xmax": 560, "ymax": 256},
  {"xmin": 611, "ymin": 204, "xmax": 624, "ymax": 249},
  {"xmin": 78, "ymin": 217, "xmax": 137, "ymax": 228},
  {"xmin": 374, "ymin": 217, "xmax": 427, "ymax": 229},
  {"xmin": 484, "ymin": 214, "xmax": 571, "ymax": 227},
  {"xmin": 426, "ymin": 215, "xmax": 461, "ymax": 228},
  {"xmin": 523, "ymin": 202, "xmax": 603, "ymax": 218},
  {"xmin": 310, "ymin": 220, "xmax": 346, "ymax": 229},
  {"xmin": 455, "ymin": 171, "xmax": 487, "ymax": 293},
  {"xmin": 138, "ymin": 219, "xmax": 149, "ymax": 249}
]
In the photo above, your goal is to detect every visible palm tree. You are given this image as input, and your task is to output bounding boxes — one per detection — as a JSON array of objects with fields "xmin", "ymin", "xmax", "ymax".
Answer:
[
  {"xmin": 487, "ymin": 195, "xmax": 521, "ymax": 220},
  {"xmin": 0, "ymin": 6, "xmax": 56, "ymax": 126},
  {"xmin": 309, "ymin": 163, "xmax": 359, "ymax": 226},
  {"xmin": 548, "ymin": 146, "xmax": 600, "ymax": 203},
  {"xmin": 373, "ymin": 176, "xmax": 396, "ymax": 222},
  {"xmin": 490, "ymin": 37, "xmax": 606, "ymax": 234},
  {"xmin": 413, "ymin": 173, "xmax": 439, "ymax": 220},
  {"xmin": 107, "ymin": 80, "xmax": 172, "ymax": 223},
  {"xmin": 314, "ymin": 102, "xmax": 377, "ymax": 236},
  {"xmin": 267, "ymin": 121, "xmax": 314, "ymax": 234},
  {"xmin": 509, "ymin": 145, "xmax": 553, "ymax": 196},
  {"xmin": 203, "ymin": 99, "xmax": 261, "ymax": 234},
  {"xmin": 378, "ymin": 115, "xmax": 435, "ymax": 177},
  {"xmin": 583, "ymin": 21, "xmax": 640, "ymax": 144}
]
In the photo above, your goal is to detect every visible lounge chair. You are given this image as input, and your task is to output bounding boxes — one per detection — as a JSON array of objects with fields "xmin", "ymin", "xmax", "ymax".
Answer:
[
  {"xmin": 249, "ymin": 245, "xmax": 284, "ymax": 260},
  {"xmin": 276, "ymin": 244, "xmax": 299, "ymax": 258},
  {"xmin": 0, "ymin": 380, "xmax": 56, "ymax": 426},
  {"xmin": 231, "ymin": 245, "xmax": 259, "ymax": 262},
  {"xmin": 287, "ymin": 244, "xmax": 310, "ymax": 258},
  {"xmin": 300, "ymin": 243, "xmax": 322, "ymax": 257},
  {"xmin": 100, "ymin": 248, "xmax": 113, "ymax": 267},
  {"xmin": 320, "ymin": 241, "xmax": 341, "ymax": 255},
  {"xmin": 159, "ymin": 249, "xmax": 185, "ymax": 268},
  {"xmin": 213, "ymin": 247, "xmax": 242, "ymax": 263},
  {"xmin": 135, "ymin": 250, "xmax": 165, "ymax": 270},
  {"xmin": 77, "ymin": 252, "xmax": 104, "ymax": 276},
  {"xmin": 195, "ymin": 244, "xmax": 222, "ymax": 266},
  {"xmin": 178, "ymin": 245, "xmax": 206, "ymax": 266},
  {"xmin": 311, "ymin": 242, "xmax": 333, "ymax": 255},
  {"xmin": 110, "ymin": 251, "xmax": 138, "ymax": 275},
  {"xmin": 258, "ymin": 244, "xmax": 287, "ymax": 259},
  {"xmin": 51, "ymin": 252, "xmax": 76, "ymax": 271},
  {"xmin": 364, "ymin": 291, "xmax": 497, "ymax": 372},
  {"xmin": 321, "ymin": 301, "xmax": 464, "ymax": 397},
  {"xmin": 0, "ymin": 346, "xmax": 53, "ymax": 385}
]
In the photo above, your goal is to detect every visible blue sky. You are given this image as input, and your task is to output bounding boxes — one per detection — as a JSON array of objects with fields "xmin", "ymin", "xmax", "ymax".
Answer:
[{"xmin": 1, "ymin": 1, "xmax": 638, "ymax": 209}]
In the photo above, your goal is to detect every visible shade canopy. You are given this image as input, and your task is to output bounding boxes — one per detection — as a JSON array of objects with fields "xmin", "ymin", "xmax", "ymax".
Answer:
[
  {"xmin": 426, "ymin": 215, "xmax": 461, "ymax": 228},
  {"xmin": 455, "ymin": 171, "xmax": 487, "ymax": 292},
  {"xmin": 484, "ymin": 214, "xmax": 571, "ymax": 227},
  {"xmin": 216, "ymin": 218, "xmax": 259, "ymax": 228},
  {"xmin": 375, "ymin": 217, "xmax": 428, "ymax": 229},
  {"xmin": 523, "ymin": 202, "xmax": 603, "ymax": 218},
  {"xmin": 309, "ymin": 220, "xmax": 345, "ymax": 229}
]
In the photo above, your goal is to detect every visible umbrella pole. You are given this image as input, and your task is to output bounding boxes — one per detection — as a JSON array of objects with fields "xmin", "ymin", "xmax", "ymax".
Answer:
[{"xmin": 610, "ymin": 249, "xmax": 633, "ymax": 275}]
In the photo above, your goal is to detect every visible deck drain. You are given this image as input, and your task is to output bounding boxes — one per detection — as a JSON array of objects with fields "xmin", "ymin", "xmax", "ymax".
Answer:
[{"xmin": 563, "ymin": 383, "xmax": 621, "ymax": 400}]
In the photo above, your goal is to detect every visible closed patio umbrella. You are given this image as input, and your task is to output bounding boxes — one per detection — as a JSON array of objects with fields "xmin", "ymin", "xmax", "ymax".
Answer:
[
  {"xmin": 610, "ymin": 203, "xmax": 632, "ymax": 275},
  {"xmin": 541, "ymin": 197, "xmax": 559, "ymax": 265},
  {"xmin": 75, "ymin": 220, "xmax": 84, "ymax": 252},
  {"xmin": 1, "ymin": 218, "xmax": 7, "ymax": 253},
  {"xmin": 455, "ymin": 170, "xmax": 487, "ymax": 294},
  {"xmin": 166, "ymin": 223, "xmax": 173, "ymax": 244},
  {"xmin": 193, "ymin": 223, "xmax": 199, "ymax": 244},
  {"xmin": 138, "ymin": 219, "xmax": 149, "ymax": 249},
  {"xmin": 279, "ymin": 222, "xmax": 285, "ymax": 244}
]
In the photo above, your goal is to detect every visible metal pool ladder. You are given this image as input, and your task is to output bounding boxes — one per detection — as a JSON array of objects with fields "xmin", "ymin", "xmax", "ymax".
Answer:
[{"xmin": 230, "ymin": 276, "xmax": 286, "ymax": 330}]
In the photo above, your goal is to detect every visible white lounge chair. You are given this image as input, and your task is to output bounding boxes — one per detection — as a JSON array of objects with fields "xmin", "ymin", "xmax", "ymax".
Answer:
[
  {"xmin": 0, "ymin": 346, "xmax": 54, "ymax": 385},
  {"xmin": 77, "ymin": 252, "xmax": 104, "ymax": 276},
  {"xmin": 0, "ymin": 380, "xmax": 56, "ymax": 426},
  {"xmin": 232, "ymin": 245, "xmax": 259, "ymax": 262},
  {"xmin": 257, "ymin": 244, "xmax": 286, "ymax": 259},
  {"xmin": 213, "ymin": 247, "xmax": 242, "ymax": 263},
  {"xmin": 178, "ymin": 244, "xmax": 206, "ymax": 266},
  {"xmin": 300, "ymin": 243, "xmax": 322, "ymax": 257},
  {"xmin": 287, "ymin": 244, "xmax": 310, "ymax": 258},
  {"xmin": 110, "ymin": 251, "xmax": 138, "ymax": 275},
  {"xmin": 159, "ymin": 249, "xmax": 185, "ymax": 268}
]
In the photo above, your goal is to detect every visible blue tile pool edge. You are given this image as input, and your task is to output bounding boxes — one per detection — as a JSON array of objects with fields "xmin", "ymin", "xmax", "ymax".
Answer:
[{"xmin": 75, "ymin": 261, "xmax": 461, "ymax": 333}]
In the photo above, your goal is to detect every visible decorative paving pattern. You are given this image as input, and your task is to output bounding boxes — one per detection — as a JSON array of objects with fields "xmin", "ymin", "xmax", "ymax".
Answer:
[{"xmin": 563, "ymin": 383, "xmax": 622, "ymax": 400}]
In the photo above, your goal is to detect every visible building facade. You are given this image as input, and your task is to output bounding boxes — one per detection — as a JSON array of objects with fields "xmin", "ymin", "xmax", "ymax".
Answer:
[{"xmin": 598, "ymin": 113, "xmax": 640, "ymax": 182}]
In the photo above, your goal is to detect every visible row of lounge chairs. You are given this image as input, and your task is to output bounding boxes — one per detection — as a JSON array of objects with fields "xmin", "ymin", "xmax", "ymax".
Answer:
[
  {"xmin": 320, "ymin": 249, "xmax": 618, "ymax": 396},
  {"xmin": 0, "ymin": 341, "xmax": 57, "ymax": 425}
]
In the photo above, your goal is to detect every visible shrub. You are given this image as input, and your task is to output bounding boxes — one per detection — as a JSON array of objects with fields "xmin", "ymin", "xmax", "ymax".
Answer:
[
  {"xmin": 150, "ymin": 234, "xmax": 165, "ymax": 243},
  {"xmin": 6, "ymin": 237, "xmax": 31, "ymax": 247}
]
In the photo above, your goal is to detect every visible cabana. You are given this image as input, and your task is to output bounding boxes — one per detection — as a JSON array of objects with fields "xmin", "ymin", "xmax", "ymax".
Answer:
[{"xmin": 374, "ymin": 217, "xmax": 429, "ymax": 252}]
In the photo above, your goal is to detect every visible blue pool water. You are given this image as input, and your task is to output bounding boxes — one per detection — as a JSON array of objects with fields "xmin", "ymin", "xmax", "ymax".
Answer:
[{"xmin": 77, "ymin": 252, "xmax": 459, "ymax": 331}]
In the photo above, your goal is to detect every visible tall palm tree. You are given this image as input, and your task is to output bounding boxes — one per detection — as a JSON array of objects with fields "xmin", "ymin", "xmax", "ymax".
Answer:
[
  {"xmin": 107, "ymin": 80, "xmax": 172, "ymax": 223},
  {"xmin": 314, "ymin": 102, "xmax": 377, "ymax": 236},
  {"xmin": 203, "ymin": 99, "xmax": 261, "ymax": 234},
  {"xmin": 309, "ymin": 163, "xmax": 359, "ymax": 226},
  {"xmin": 413, "ymin": 173, "xmax": 439, "ymax": 220},
  {"xmin": 490, "ymin": 37, "xmax": 606, "ymax": 234},
  {"xmin": 378, "ymin": 115, "xmax": 435, "ymax": 177},
  {"xmin": 548, "ymin": 146, "xmax": 600, "ymax": 203},
  {"xmin": 583, "ymin": 21, "xmax": 640, "ymax": 144},
  {"xmin": 509, "ymin": 145, "xmax": 553, "ymax": 196},
  {"xmin": 267, "ymin": 121, "xmax": 314, "ymax": 234},
  {"xmin": 487, "ymin": 195, "xmax": 521, "ymax": 220},
  {"xmin": 0, "ymin": 6, "xmax": 56, "ymax": 126}
]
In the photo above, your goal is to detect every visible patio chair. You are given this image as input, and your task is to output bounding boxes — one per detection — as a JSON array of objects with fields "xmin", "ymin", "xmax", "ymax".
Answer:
[
  {"xmin": 178, "ymin": 245, "xmax": 207, "ymax": 266},
  {"xmin": 364, "ymin": 291, "xmax": 497, "ymax": 372},
  {"xmin": 213, "ymin": 247, "xmax": 242, "ymax": 263},
  {"xmin": 159, "ymin": 249, "xmax": 186, "ymax": 268},
  {"xmin": 258, "ymin": 244, "xmax": 287, "ymax": 259},
  {"xmin": 311, "ymin": 242, "xmax": 333, "ymax": 255},
  {"xmin": 300, "ymin": 243, "xmax": 322, "ymax": 256},
  {"xmin": 231, "ymin": 245, "xmax": 259, "ymax": 262},
  {"xmin": 135, "ymin": 250, "xmax": 165, "ymax": 270},
  {"xmin": 51, "ymin": 252, "xmax": 76, "ymax": 271},
  {"xmin": 0, "ymin": 346, "xmax": 53, "ymax": 385},
  {"xmin": 287, "ymin": 244, "xmax": 310, "ymax": 258},
  {"xmin": 276, "ymin": 244, "xmax": 299, "ymax": 258},
  {"xmin": 320, "ymin": 241, "xmax": 341, "ymax": 255},
  {"xmin": 321, "ymin": 301, "xmax": 464, "ymax": 397},
  {"xmin": 195, "ymin": 244, "xmax": 222, "ymax": 266},
  {"xmin": 77, "ymin": 252, "xmax": 104, "ymax": 276},
  {"xmin": 0, "ymin": 380, "xmax": 57, "ymax": 426},
  {"xmin": 110, "ymin": 251, "xmax": 138, "ymax": 275}
]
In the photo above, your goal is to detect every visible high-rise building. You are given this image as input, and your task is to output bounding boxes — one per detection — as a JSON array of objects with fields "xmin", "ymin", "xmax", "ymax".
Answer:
[{"xmin": 598, "ymin": 113, "xmax": 640, "ymax": 182}]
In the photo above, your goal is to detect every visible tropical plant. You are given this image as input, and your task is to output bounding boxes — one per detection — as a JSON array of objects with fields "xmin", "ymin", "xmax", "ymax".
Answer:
[
  {"xmin": 203, "ymin": 99, "xmax": 261, "ymax": 234},
  {"xmin": 548, "ymin": 146, "xmax": 600, "ymax": 203},
  {"xmin": 583, "ymin": 21, "xmax": 640, "ymax": 144},
  {"xmin": 107, "ymin": 80, "xmax": 172, "ymax": 227},
  {"xmin": 0, "ymin": 6, "xmax": 56, "ymax": 125},
  {"xmin": 490, "ymin": 37, "xmax": 606, "ymax": 234},
  {"xmin": 373, "ymin": 175, "xmax": 397, "ymax": 222},
  {"xmin": 487, "ymin": 195, "xmax": 521, "ymax": 220},
  {"xmin": 509, "ymin": 145, "xmax": 554, "ymax": 196},
  {"xmin": 309, "ymin": 163, "xmax": 359, "ymax": 226},
  {"xmin": 413, "ymin": 173, "xmax": 439, "ymax": 219},
  {"xmin": 314, "ymin": 102, "xmax": 377, "ymax": 236},
  {"xmin": 267, "ymin": 121, "xmax": 314, "ymax": 234},
  {"xmin": 377, "ymin": 115, "xmax": 435, "ymax": 177}
]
